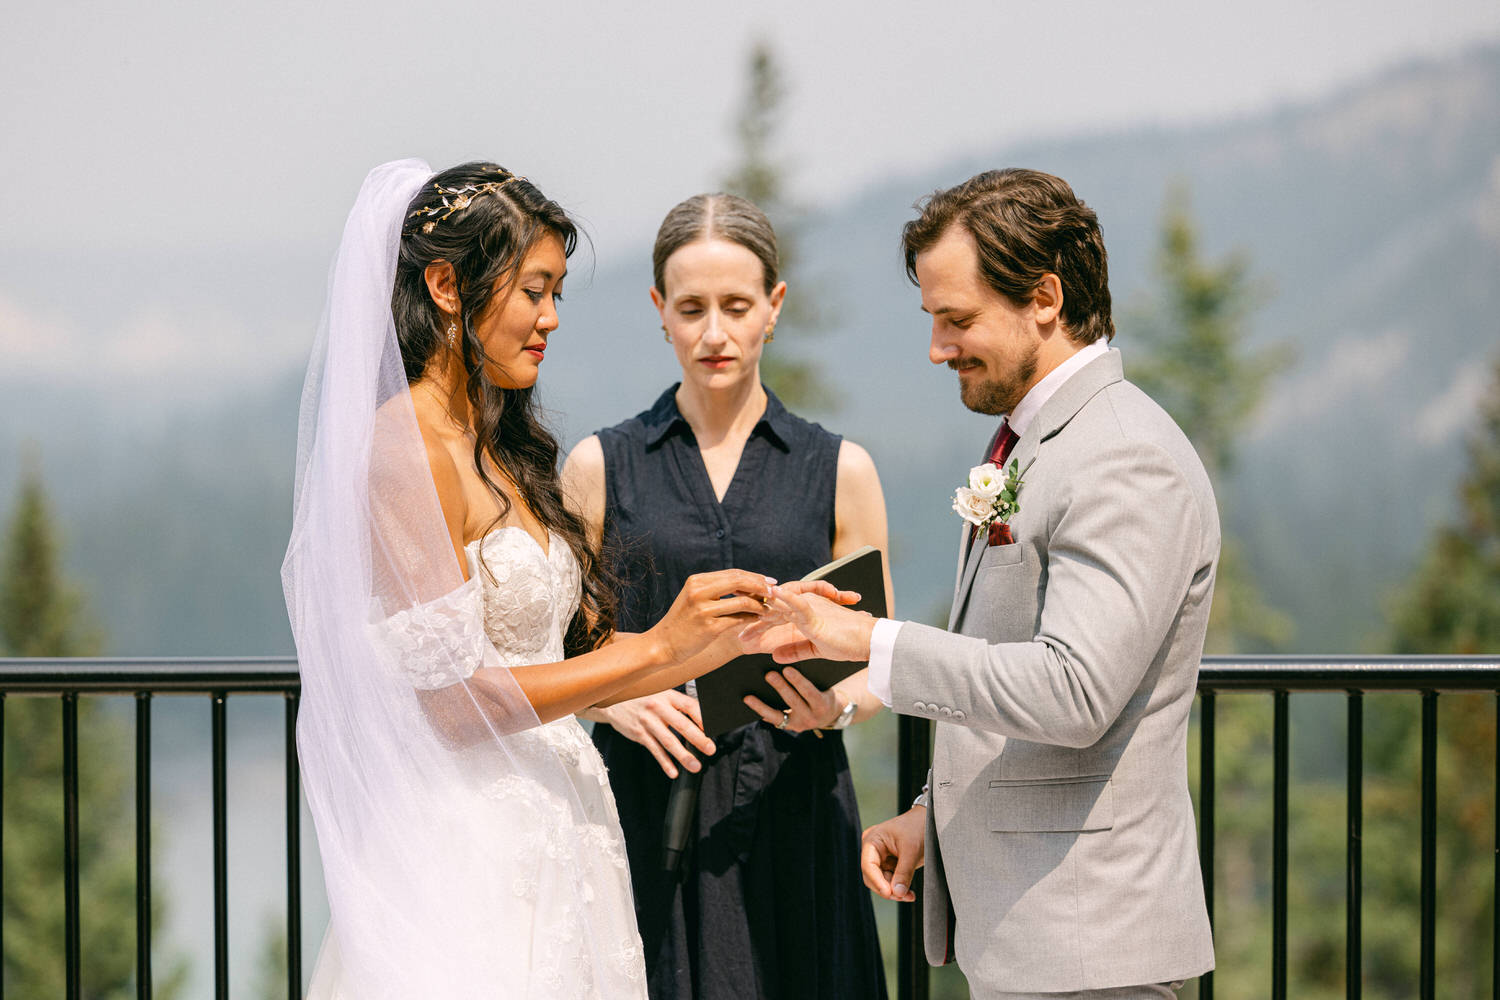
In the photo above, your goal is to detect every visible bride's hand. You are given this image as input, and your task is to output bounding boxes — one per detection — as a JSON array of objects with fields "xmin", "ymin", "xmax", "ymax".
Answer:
[
  {"xmin": 647, "ymin": 569, "xmax": 776, "ymax": 665},
  {"xmin": 594, "ymin": 691, "xmax": 716, "ymax": 779}
]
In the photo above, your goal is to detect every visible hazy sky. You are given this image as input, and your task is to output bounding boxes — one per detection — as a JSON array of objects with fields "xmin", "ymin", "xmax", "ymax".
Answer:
[{"xmin": 4, "ymin": 0, "xmax": 1498, "ymax": 259}]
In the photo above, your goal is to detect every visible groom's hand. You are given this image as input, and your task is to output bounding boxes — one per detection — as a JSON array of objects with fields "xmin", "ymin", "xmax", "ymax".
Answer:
[
  {"xmin": 861, "ymin": 807, "xmax": 926, "ymax": 902},
  {"xmin": 739, "ymin": 581, "xmax": 875, "ymax": 663}
]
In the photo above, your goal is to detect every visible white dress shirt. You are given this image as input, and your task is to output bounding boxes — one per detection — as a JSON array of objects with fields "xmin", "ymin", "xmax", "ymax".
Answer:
[{"xmin": 866, "ymin": 338, "xmax": 1112, "ymax": 707}]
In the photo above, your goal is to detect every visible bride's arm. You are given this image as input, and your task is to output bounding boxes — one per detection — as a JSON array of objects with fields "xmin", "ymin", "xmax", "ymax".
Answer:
[
  {"xmin": 586, "ymin": 630, "xmax": 740, "ymax": 708},
  {"xmin": 496, "ymin": 597, "xmax": 753, "ymax": 724}
]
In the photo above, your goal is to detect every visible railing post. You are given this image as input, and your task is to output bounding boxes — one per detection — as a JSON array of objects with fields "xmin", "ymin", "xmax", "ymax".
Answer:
[
  {"xmin": 1346, "ymin": 691, "xmax": 1362, "ymax": 1000},
  {"xmin": 1420, "ymin": 691, "xmax": 1437, "ymax": 1000},
  {"xmin": 897, "ymin": 713, "xmax": 931, "ymax": 1000},
  {"xmin": 63, "ymin": 692, "xmax": 81, "ymax": 1000},
  {"xmin": 1, "ymin": 689, "xmax": 5, "ymax": 1000},
  {"xmin": 1199, "ymin": 689, "xmax": 1216, "ymax": 1000},
  {"xmin": 136, "ymin": 692, "xmax": 153, "ymax": 1000},
  {"xmin": 286, "ymin": 691, "xmax": 302, "ymax": 1000},
  {"xmin": 1272, "ymin": 690, "xmax": 1289, "ymax": 1000},
  {"xmin": 212, "ymin": 692, "xmax": 229, "ymax": 1000},
  {"xmin": 0, "ymin": 690, "xmax": 5, "ymax": 1000}
]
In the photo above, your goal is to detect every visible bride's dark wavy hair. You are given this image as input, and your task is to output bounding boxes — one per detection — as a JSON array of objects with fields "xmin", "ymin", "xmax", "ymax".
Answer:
[{"xmin": 392, "ymin": 161, "xmax": 614, "ymax": 656}]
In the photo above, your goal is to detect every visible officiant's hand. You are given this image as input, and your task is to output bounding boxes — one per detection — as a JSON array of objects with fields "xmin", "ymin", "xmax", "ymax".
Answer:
[
  {"xmin": 861, "ymin": 807, "xmax": 926, "ymax": 902},
  {"xmin": 592, "ymin": 691, "xmax": 716, "ymax": 779},
  {"xmin": 739, "ymin": 581, "xmax": 875, "ymax": 664},
  {"xmin": 743, "ymin": 666, "xmax": 844, "ymax": 734}
]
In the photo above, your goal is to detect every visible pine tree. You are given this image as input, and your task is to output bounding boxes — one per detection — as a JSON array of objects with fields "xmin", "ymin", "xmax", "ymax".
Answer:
[
  {"xmin": 1, "ymin": 458, "xmax": 184, "ymax": 998},
  {"xmin": 1, "ymin": 457, "xmax": 98, "ymax": 658},
  {"xmin": 721, "ymin": 39, "xmax": 834, "ymax": 411},
  {"xmin": 1126, "ymin": 188, "xmax": 1301, "ymax": 997},
  {"xmin": 1361, "ymin": 356, "xmax": 1500, "ymax": 994},
  {"xmin": 1127, "ymin": 183, "xmax": 1294, "ymax": 653},
  {"xmin": 1393, "ymin": 357, "xmax": 1500, "ymax": 654}
]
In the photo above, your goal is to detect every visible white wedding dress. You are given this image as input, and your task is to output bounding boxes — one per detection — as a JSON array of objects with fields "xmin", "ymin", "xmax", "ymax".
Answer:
[{"xmin": 307, "ymin": 527, "xmax": 648, "ymax": 998}]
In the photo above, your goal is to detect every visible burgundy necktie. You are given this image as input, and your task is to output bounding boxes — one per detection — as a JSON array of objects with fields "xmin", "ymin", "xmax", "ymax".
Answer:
[{"xmin": 981, "ymin": 422, "xmax": 1018, "ymax": 547}]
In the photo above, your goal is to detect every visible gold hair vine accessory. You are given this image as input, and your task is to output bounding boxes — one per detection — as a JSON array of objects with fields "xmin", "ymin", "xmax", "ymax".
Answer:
[{"xmin": 408, "ymin": 174, "xmax": 527, "ymax": 235}]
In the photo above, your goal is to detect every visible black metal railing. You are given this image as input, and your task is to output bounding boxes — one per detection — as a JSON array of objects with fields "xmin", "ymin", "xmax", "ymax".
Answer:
[
  {"xmin": 892, "ymin": 655, "xmax": 1500, "ymax": 1000},
  {"xmin": 2, "ymin": 655, "xmax": 1498, "ymax": 1000},
  {"xmin": 0, "ymin": 657, "xmax": 300, "ymax": 1000}
]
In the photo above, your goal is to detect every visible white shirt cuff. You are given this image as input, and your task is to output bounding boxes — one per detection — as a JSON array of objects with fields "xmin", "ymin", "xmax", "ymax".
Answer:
[{"xmin": 866, "ymin": 618, "xmax": 903, "ymax": 708}]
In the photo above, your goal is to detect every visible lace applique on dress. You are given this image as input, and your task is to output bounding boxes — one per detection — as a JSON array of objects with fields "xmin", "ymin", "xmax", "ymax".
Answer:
[
  {"xmin": 368, "ymin": 577, "xmax": 489, "ymax": 690},
  {"xmin": 345, "ymin": 528, "xmax": 643, "ymax": 998},
  {"xmin": 466, "ymin": 528, "xmax": 643, "ymax": 996}
]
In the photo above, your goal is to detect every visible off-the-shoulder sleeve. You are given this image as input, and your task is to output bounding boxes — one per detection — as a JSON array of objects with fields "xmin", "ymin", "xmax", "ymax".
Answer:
[{"xmin": 369, "ymin": 577, "xmax": 493, "ymax": 690}]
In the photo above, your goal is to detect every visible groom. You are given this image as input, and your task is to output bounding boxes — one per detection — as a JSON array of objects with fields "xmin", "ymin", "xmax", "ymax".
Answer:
[{"xmin": 750, "ymin": 169, "xmax": 1217, "ymax": 998}]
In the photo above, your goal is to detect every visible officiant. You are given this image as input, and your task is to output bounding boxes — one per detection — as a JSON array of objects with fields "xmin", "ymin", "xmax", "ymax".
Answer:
[{"xmin": 565, "ymin": 192, "xmax": 893, "ymax": 1000}]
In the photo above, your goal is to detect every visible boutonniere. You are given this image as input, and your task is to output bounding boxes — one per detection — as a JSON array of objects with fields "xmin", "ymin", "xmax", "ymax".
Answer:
[{"xmin": 952, "ymin": 458, "xmax": 1034, "ymax": 543}]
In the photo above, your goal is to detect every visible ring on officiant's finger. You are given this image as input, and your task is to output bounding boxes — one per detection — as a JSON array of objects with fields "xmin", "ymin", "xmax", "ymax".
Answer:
[{"xmin": 777, "ymin": 710, "xmax": 790, "ymax": 730}]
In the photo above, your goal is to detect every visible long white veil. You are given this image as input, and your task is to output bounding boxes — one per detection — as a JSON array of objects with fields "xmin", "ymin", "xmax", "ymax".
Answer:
[{"xmin": 282, "ymin": 160, "xmax": 635, "ymax": 997}]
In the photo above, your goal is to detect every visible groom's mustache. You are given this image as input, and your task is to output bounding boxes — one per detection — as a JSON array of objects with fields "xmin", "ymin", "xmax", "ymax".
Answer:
[{"xmin": 948, "ymin": 358, "xmax": 982, "ymax": 372}]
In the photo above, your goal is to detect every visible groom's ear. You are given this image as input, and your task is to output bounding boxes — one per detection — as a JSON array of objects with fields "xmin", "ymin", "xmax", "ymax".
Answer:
[
  {"xmin": 1031, "ymin": 273, "xmax": 1064, "ymax": 327},
  {"xmin": 424, "ymin": 261, "xmax": 461, "ymax": 316}
]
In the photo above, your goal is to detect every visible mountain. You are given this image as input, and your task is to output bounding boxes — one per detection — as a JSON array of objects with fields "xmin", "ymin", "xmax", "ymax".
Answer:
[{"xmin": 3, "ymin": 44, "xmax": 1497, "ymax": 657}]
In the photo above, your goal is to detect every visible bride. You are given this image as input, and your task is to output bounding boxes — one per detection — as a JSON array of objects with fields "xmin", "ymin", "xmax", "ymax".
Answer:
[{"xmin": 282, "ymin": 160, "xmax": 835, "ymax": 997}]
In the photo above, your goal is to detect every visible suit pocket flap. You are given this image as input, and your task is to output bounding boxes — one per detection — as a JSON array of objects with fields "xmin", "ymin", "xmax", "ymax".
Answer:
[
  {"xmin": 988, "ymin": 776, "xmax": 1114, "ymax": 832},
  {"xmin": 979, "ymin": 541, "xmax": 1024, "ymax": 568}
]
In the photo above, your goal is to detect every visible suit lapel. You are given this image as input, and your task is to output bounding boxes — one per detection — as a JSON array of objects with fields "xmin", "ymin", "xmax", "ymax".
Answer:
[
  {"xmin": 948, "ymin": 526, "xmax": 985, "ymax": 631},
  {"xmin": 945, "ymin": 349, "xmax": 1125, "ymax": 632}
]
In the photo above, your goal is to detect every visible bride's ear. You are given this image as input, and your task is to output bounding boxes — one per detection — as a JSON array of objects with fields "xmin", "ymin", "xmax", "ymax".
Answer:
[{"xmin": 424, "ymin": 261, "xmax": 461, "ymax": 316}]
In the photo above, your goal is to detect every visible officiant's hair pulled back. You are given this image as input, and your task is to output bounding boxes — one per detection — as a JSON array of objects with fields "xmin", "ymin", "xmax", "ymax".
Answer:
[
  {"xmin": 652, "ymin": 193, "xmax": 779, "ymax": 295},
  {"xmin": 390, "ymin": 161, "xmax": 614, "ymax": 656},
  {"xmin": 902, "ymin": 169, "xmax": 1114, "ymax": 345}
]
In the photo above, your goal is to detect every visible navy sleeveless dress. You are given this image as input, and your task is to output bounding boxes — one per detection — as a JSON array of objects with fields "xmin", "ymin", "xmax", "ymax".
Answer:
[{"xmin": 592, "ymin": 386, "xmax": 887, "ymax": 1000}]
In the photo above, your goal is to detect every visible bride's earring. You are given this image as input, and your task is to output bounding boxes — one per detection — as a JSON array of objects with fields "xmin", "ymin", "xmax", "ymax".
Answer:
[
  {"xmin": 764, "ymin": 320, "xmax": 776, "ymax": 344},
  {"xmin": 662, "ymin": 325, "xmax": 672, "ymax": 344},
  {"xmin": 447, "ymin": 321, "xmax": 458, "ymax": 348}
]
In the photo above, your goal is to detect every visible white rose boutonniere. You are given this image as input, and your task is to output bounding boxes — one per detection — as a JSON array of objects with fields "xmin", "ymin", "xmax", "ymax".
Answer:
[
  {"xmin": 952, "ymin": 457, "xmax": 1033, "ymax": 544},
  {"xmin": 952, "ymin": 485, "xmax": 995, "ymax": 526},
  {"xmin": 967, "ymin": 463, "xmax": 1005, "ymax": 500}
]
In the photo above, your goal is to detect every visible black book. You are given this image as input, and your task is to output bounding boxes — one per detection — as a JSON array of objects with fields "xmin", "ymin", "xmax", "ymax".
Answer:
[{"xmin": 696, "ymin": 546, "xmax": 887, "ymax": 737}]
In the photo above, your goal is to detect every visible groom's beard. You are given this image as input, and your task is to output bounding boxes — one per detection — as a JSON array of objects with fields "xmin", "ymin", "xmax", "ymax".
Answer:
[{"xmin": 956, "ymin": 342, "xmax": 1038, "ymax": 416}]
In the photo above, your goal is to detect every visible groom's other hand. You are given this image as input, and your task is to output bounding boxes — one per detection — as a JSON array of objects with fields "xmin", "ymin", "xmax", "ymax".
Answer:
[
  {"xmin": 739, "ymin": 582, "xmax": 874, "ymax": 662},
  {"xmin": 861, "ymin": 808, "xmax": 925, "ymax": 902}
]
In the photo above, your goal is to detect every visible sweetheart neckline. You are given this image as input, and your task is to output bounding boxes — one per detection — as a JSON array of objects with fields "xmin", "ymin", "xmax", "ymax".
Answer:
[{"xmin": 465, "ymin": 525, "xmax": 558, "ymax": 561}]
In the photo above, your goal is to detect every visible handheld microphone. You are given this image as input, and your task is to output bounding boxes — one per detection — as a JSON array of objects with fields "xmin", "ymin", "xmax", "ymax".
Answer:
[{"xmin": 660, "ymin": 752, "xmax": 703, "ymax": 876}]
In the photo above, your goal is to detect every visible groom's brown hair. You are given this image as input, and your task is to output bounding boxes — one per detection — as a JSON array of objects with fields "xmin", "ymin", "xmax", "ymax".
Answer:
[{"xmin": 901, "ymin": 169, "xmax": 1114, "ymax": 345}]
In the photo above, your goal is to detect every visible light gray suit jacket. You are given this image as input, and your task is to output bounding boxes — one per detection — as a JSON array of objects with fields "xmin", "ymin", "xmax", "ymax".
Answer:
[{"xmin": 890, "ymin": 349, "xmax": 1217, "ymax": 995}]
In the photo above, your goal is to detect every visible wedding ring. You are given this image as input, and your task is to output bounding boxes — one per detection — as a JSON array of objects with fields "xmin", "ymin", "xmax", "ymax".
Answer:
[{"xmin": 777, "ymin": 710, "xmax": 790, "ymax": 730}]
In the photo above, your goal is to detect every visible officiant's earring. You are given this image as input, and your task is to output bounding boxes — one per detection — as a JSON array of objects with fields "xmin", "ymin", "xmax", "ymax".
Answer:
[
  {"xmin": 764, "ymin": 320, "xmax": 776, "ymax": 344},
  {"xmin": 662, "ymin": 325, "xmax": 672, "ymax": 344},
  {"xmin": 446, "ymin": 321, "xmax": 458, "ymax": 348}
]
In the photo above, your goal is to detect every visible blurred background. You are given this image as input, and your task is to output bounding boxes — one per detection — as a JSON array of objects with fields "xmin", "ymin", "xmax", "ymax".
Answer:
[{"xmin": 3, "ymin": 1, "xmax": 1499, "ymax": 996}]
